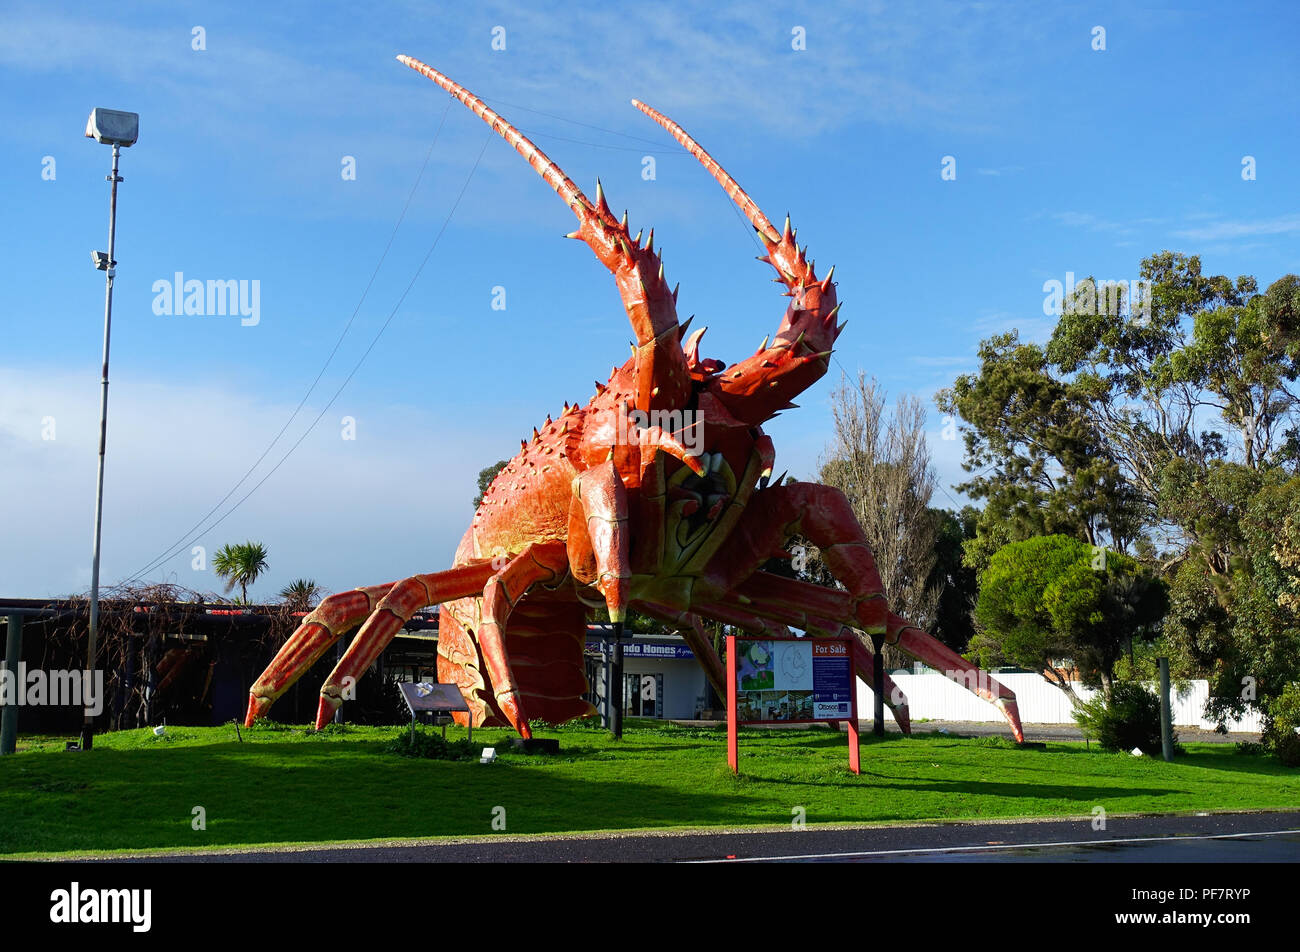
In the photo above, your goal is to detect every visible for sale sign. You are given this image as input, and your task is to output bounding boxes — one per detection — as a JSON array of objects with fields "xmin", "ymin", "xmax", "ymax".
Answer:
[
  {"xmin": 735, "ymin": 637, "xmax": 856, "ymax": 723},
  {"xmin": 812, "ymin": 640, "xmax": 855, "ymax": 719},
  {"xmin": 726, "ymin": 635, "xmax": 860, "ymax": 774}
]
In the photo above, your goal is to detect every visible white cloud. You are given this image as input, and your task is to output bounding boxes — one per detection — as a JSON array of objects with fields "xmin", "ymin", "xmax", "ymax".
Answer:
[
  {"xmin": 1172, "ymin": 214, "xmax": 1300, "ymax": 241},
  {"xmin": 0, "ymin": 365, "xmax": 508, "ymax": 599},
  {"xmin": 969, "ymin": 310, "xmax": 1055, "ymax": 345},
  {"xmin": 1048, "ymin": 211, "xmax": 1166, "ymax": 236},
  {"xmin": 909, "ymin": 354, "xmax": 976, "ymax": 367}
]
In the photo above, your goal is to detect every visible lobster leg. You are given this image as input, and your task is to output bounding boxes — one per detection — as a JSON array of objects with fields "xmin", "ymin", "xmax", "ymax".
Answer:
[
  {"xmin": 306, "ymin": 561, "xmax": 501, "ymax": 729},
  {"xmin": 477, "ymin": 541, "xmax": 571, "ymax": 739},
  {"xmin": 632, "ymin": 601, "xmax": 733, "ymax": 702},
  {"xmin": 703, "ymin": 481, "xmax": 889, "ymax": 634},
  {"xmin": 567, "ymin": 461, "xmax": 631, "ymax": 625},
  {"xmin": 631, "ymin": 455, "xmax": 666, "ymax": 576},
  {"xmin": 854, "ymin": 646, "xmax": 912, "ymax": 734},
  {"xmin": 887, "ymin": 612, "xmax": 1022, "ymax": 742},
  {"xmin": 690, "ymin": 599, "xmax": 794, "ymax": 639},
  {"xmin": 245, "ymin": 583, "xmax": 397, "ymax": 726}
]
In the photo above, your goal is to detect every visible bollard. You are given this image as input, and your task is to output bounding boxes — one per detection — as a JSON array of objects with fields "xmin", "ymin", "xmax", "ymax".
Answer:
[
  {"xmin": 1158, "ymin": 657, "xmax": 1174, "ymax": 762},
  {"xmin": 1, "ymin": 614, "xmax": 23, "ymax": 755}
]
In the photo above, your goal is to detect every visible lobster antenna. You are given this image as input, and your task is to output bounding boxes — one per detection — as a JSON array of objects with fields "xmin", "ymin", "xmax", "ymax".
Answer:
[
  {"xmin": 631, "ymin": 98, "xmax": 779, "ymax": 244},
  {"xmin": 397, "ymin": 54, "xmax": 607, "ymax": 224}
]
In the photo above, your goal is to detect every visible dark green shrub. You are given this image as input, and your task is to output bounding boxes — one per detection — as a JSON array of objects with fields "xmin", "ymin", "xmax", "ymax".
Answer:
[
  {"xmin": 1275, "ymin": 731, "xmax": 1300, "ymax": 767},
  {"xmin": 385, "ymin": 728, "xmax": 478, "ymax": 761},
  {"xmin": 1262, "ymin": 684, "xmax": 1300, "ymax": 766},
  {"xmin": 1073, "ymin": 682, "xmax": 1179, "ymax": 756}
]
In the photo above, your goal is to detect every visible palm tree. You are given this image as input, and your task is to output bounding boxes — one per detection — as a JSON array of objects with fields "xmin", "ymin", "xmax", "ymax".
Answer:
[
  {"xmin": 278, "ymin": 578, "xmax": 322, "ymax": 612},
  {"xmin": 212, "ymin": 541, "xmax": 269, "ymax": 604}
]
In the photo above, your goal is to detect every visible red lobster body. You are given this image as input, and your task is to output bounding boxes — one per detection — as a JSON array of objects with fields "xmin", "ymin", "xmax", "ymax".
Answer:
[{"xmin": 244, "ymin": 56, "xmax": 1026, "ymax": 743}]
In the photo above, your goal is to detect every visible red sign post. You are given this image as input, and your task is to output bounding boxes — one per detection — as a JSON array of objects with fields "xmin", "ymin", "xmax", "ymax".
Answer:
[
  {"xmin": 727, "ymin": 634, "xmax": 739, "ymax": 773},
  {"xmin": 726, "ymin": 634, "xmax": 860, "ymax": 775}
]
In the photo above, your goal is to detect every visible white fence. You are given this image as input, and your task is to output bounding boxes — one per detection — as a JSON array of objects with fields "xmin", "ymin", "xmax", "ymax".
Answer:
[{"xmin": 859, "ymin": 671, "xmax": 1263, "ymax": 732}]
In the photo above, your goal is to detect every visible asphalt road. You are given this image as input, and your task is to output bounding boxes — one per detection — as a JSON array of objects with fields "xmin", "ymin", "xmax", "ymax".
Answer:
[{"xmin": 105, "ymin": 810, "xmax": 1300, "ymax": 863}]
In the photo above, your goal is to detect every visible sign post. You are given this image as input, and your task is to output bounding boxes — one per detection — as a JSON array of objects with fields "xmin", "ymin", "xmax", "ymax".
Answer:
[
  {"xmin": 847, "ymin": 641, "xmax": 864, "ymax": 774},
  {"xmin": 727, "ymin": 635, "xmax": 859, "ymax": 775},
  {"xmin": 727, "ymin": 635, "xmax": 738, "ymax": 772}
]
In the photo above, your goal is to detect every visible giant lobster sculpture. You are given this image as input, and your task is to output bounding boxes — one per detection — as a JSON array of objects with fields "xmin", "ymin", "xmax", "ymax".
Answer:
[{"xmin": 244, "ymin": 55, "xmax": 1025, "ymax": 743}]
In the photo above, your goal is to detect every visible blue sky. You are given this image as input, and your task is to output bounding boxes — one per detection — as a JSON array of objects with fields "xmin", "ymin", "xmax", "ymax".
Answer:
[{"xmin": 2, "ymin": 0, "xmax": 1297, "ymax": 599}]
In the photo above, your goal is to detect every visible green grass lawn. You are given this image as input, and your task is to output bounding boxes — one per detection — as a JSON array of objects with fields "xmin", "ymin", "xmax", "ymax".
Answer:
[{"xmin": 2, "ymin": 719, "xmax": 1297, "ymax": 858}]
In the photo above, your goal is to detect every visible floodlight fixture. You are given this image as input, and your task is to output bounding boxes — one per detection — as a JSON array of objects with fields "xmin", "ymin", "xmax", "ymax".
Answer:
[{"xmin": 84, "ymin": 108, "xmax": 138, "ymax": 147}]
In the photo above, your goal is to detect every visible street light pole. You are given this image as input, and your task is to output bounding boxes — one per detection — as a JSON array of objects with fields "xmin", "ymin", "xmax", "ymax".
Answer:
[
  {"xmin": 80, "ymin": 108, "xmax": 137, "ymax": 752},
  {"xmin": 81, "ymin": 143, "xmax": 121, "ymax": 752}
]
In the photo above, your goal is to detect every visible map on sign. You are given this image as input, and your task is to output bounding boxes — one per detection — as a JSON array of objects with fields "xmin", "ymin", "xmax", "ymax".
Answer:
[{"xmin": 735, "ymin": 638, "xmax": 855, "ymax": 722}]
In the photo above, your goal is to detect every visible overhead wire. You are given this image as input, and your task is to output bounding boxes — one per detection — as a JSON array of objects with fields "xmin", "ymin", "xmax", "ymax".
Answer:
[{"xmin": 122, "ymin": 111, "xmax": 499, "ymax": 586}]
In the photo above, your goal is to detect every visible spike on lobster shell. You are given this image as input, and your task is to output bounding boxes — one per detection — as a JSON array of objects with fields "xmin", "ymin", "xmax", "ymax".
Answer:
[{"xmin": 684, "ymin": 326, "xmax": 708, "ymax": 364}]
